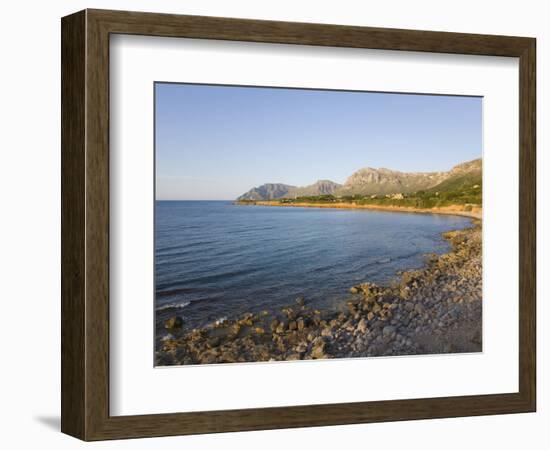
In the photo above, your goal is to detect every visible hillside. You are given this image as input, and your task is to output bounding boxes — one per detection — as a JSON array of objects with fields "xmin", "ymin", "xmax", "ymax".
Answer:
[
  {"xmin": 237, "ymin": 158, "xmax": 482, "ymax": 201},
  {"xmin": 338, "ymin": 158, "xmax": 481, "ymax": 196}
]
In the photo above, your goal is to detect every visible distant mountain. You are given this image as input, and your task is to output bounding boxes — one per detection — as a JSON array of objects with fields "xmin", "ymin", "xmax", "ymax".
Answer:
[
  {"xmin": 237, "ymin": 158, "xmax": 481, "ymax": 200},
  {"xmin": 294, "ymin": 180, "xmax": 342, "ymax": 197},
  {"xmin": 237, "ymin": 180, "xmax": 342, "ymax": 201},
  {"xmin": 237, "ymin": 183, "xmax": 296, "ymax": 201},
  {"xmin": 338, "ymin": 158, "xmax": 481, "ymax": 196}
]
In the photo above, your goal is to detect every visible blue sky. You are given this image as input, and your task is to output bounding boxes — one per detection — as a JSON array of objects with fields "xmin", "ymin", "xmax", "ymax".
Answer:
[{"xmin": 155, "ymin": 83, "xmax": 482, "ymax": 200}]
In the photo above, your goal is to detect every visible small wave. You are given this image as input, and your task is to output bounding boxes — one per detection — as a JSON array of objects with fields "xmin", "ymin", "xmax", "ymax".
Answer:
[
  {"xmin": 156, "ymin": 301, "xmax": 191, "ymax": 312},
  {"xmin": 214, "ymin": 317, "xmax": 228, "ymax": 326}
]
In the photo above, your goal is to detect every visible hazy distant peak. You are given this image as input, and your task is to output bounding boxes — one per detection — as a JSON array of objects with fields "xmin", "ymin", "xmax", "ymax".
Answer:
[{"xmin": 237, "ymin": 179, "xmax": 342, "ymax": 201}]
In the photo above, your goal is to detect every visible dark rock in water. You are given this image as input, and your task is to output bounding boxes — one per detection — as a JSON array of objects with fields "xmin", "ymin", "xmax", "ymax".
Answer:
[{"xmin": 165, "ymin": 316, "xmax": 183, "ymax": 330}]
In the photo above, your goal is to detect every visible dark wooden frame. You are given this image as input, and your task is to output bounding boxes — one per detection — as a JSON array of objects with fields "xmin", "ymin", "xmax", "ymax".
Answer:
[{"xmin": 61, "ymin": 9, "xmax": 536, "ymax": 441}]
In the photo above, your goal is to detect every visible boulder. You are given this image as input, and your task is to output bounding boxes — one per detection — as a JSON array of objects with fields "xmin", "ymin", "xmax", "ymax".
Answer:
[
  {"xmin": 164, "ymin": 316, "xmax": 184, "ymax": 330},
  {"xmin": 357, "ymin": 318, "xmax": 368, "ymax": 334},
  {"xmin": 310, "ymin": 338, "xmax": 326, "ymax": 359}
]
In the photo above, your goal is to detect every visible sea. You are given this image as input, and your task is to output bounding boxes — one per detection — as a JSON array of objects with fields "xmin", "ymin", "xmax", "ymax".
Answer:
[{"xmin": 155, "ymin": 201, "xmax": 471, "ymax": 334}]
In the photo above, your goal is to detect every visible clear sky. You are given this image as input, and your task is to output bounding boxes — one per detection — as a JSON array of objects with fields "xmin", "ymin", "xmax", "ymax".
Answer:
[{"xmin": 155, "ymin": 83, "xmax": 482, "ymax": 200}]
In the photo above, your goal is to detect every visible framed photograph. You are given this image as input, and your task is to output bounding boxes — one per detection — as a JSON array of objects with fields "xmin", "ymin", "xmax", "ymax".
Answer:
[{"xmin": 61, "ymin": 9, "xmax": 536, "ymax": 440}]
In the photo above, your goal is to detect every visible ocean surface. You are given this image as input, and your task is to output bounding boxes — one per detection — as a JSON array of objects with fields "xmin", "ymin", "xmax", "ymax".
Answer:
[{"xmin": 155, "ymin": 201, "xmax": 471, "ymax": 334}]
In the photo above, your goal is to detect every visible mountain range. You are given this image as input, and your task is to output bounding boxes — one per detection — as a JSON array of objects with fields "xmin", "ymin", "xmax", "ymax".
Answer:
[{"xmin": 237, "ymin": 158, "xmax": 481, "ymax": 200}]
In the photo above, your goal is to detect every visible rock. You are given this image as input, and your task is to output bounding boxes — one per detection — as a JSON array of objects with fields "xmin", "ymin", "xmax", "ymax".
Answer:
[
  {"xmin": 295, "ymin": 297, "xmax": 306, "ymax": 306},
  {"xmin": 282, "ymin": 307, "xmax": 295, "ymax": 319},
  {"xmin": 360, "ymin": 282, "xmax": 380, "ymax": 296},
  {"xmin": 307, "ymin": 332, "xmax": 317, "ymax": 342},
  {"xmin": 206, "ymin": 337, "xmax": 221, "ymax": 348},
  {"xmin": 357, "ymin": 318, "xmax": 368, "ymax": 334},
  {"xmin": 275, "ymin": 322, "xmax": 286, "ymax": 334},
  {"xmin": 367, "ymin": 312, "xmax": 375, "ymax": 321},
  {"xmin": 404, "ymin": 302, "xmax": 414, "ymax": 312},
  {"xmin": 382, "ymin": 325, "xmax": 396, "ymax": 337},
  {"xmin": 270, "ymin": 319, "xmax": 279, "ymax": 332},
  {"xmin": 414, "ymin": 303, "xmax": 425, "ymax": 314},
  {"xmin": 349, "ymin": 286, "xmax": 360, "ymax": 294},
  {"xmin": 254, "ymin": 327, "xmax": 265, "ymax": 335},
  {"xmin": 295, "ymin": 342, "xmax": 308, "ymax": 354},
  {"xmin": 238, "ymin": 317, "xmax": 253, "ymax": 327},
  {"xmin": 164, "ymin": 316, "xmax": 184, "ymax": 330},
  {"xmin": 230, "ymin": 323, "xmax": 241, "ymax": 336},
  {"xmin": 297, "ymin": 318, "xmax": 305, "ymax": 331},
  {"xmin": 311, "ymin": 338, "xmax": 326, "ymax": 359},
  {"xmin": 347, "ymin": 301, "xmax": 358, "ymax": 314},
  {"xmin": 321, "ymin": 327, "xmax": 333, "ymax": 337}
]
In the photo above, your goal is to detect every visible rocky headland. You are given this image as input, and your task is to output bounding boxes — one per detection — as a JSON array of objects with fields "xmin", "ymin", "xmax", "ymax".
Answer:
[{"xmin": 156, "ymin": 220, "xmax": 482, "ymax": 366}]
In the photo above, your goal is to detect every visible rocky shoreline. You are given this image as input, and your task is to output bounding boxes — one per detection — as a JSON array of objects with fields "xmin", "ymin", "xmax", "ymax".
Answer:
[{"xmin": 156, "ymin": 221, "xmax": 482, "ymax": 366}]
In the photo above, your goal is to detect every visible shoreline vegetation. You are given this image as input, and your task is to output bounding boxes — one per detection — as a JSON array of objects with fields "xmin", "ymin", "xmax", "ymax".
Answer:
[
  {"xmin": 235, "ymin": 199, "xmax": 482, "ymax": 220},
  {"xmin": 235, "ymin": 178, "xmax": 482, "ymax": 219},
  {"xmin": 156, "ymin": 201, "xmax": 482, "ymax": 366}
]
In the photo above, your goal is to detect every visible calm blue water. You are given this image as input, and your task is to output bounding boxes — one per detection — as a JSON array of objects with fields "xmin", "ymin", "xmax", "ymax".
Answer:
[{"xmin": 155, "ymin": 201, "xmax": 471, "ymax": 330}]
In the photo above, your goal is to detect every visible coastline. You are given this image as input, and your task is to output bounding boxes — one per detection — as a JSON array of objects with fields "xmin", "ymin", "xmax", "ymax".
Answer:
[
  {"xmin": 156, "ymin": 216, "xmax": 482, "ymax": 365},
  {"xmin": 236, "ymin": 200, "xmax": 482, "ymax": 220}
]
